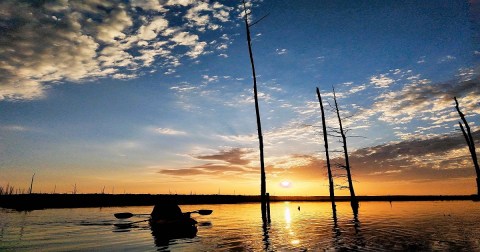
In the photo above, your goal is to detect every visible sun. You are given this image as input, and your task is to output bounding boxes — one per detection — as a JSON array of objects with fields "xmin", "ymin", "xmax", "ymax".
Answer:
[{"xmin": 280, "ymin": 180, "xmax": 292, "ymax": 188}]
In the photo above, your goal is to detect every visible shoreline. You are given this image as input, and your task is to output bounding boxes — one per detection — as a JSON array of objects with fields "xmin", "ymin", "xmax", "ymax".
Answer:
[{"xmin": 1, "ymin": 194, "xmax": 478, "ymax": 211}]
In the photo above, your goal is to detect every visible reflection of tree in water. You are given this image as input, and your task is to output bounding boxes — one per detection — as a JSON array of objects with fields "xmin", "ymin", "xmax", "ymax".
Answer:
[
  {"xmin": 352, "ymin": 213, "xmax": 366, "ymax": 249},
  {"xmin": 330, "ymin": 210, "xmax": 366, "ymax": 250},
  {"xmin": 262, "ymin": 222, "xmax": 271, "ymax": 251},
  {"xmin": 331, "ymin": 211, "xmax": 342, "ymax": 249}
]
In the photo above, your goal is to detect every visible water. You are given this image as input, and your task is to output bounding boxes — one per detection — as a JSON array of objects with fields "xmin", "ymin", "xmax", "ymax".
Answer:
[{"xmin": 1, "ymin": 201, "xmax": 479, "ymax": 251}]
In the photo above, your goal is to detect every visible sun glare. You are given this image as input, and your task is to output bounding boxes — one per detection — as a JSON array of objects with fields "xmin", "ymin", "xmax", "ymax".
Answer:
[{"xmin": 280, "ymin": 180, "xmax": 292, "ymax": 188}]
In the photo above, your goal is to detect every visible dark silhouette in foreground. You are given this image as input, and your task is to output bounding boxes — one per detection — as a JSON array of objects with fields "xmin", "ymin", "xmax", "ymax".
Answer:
[
  {"xmin": 149, "ymin": 203, "xmax": 198, "ymax": 247},
  {"xmin": 333, "ymin": 87, "xmax": 359, "ymax": 214},
  {"xmin": 113, "ymin": 203, "xmax": 211, "ymax": 247},
  {"xmin": 316, "ymin": 87, "xmax": 337, "ymax": 217},
  {"xmin": 242, "ymin": 0, "xmax": 271, "ymax": 223},
  {"xmin": 454, "ymin": 97, "xmax": 480, "ymax": 197}
]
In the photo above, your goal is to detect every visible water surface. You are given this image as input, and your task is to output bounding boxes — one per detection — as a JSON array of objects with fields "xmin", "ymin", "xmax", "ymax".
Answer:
[{"xmin": 1, "ymin": 201, "xmax": 479, "ymax": 251}]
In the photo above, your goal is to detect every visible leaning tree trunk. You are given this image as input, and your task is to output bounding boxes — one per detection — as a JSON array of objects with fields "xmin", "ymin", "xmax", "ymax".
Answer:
[
  {"xmin": 243, "ymin": 0, "xmax": 267, "ymax": 222},
  {"xmin": 454, "ymin": 97, "xmax": 480, "ymax": 196},
  {"xmin": 333, "ymin": 87, "xmax": 359, "ymax": 213},
  {"xmin": 316, "ymin": 87, "xmax": 336, "ymax": 215}
]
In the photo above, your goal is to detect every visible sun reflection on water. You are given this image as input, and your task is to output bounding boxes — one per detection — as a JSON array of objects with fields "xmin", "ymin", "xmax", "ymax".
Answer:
[
  {"xmin": 283, "ymin": 202, "xmax": 301, "ymax": 246},
  {"xmin": 2, "ymin": 202, "xmax": 480, "ymax": 251},
  {"xmin": 284, "ymin": 205, "xmax": 291, "ymax": 226}
]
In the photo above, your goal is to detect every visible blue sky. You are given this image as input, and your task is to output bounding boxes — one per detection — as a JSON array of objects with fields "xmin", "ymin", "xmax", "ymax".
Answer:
[{"xmin": 0, "ymin": 0, "xmax": 479, "ymax": 195}]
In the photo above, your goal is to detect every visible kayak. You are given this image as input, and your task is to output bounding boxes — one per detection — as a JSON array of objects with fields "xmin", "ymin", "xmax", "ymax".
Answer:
[
  {"xmin": 149, "ymin": 216, "xmax": 197, "ymax": 226},
  {"xmin": 149, "ymin": 216, "xmax": 198, "ymax": 245}
]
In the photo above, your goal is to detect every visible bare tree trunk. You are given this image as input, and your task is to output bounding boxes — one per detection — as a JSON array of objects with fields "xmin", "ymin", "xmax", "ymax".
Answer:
[
  {"xmin": 243, "ymin": 0, "xmax": 267, "ymax": 222},
  {"xmin": 29, "ymin": 173, "xmax": 35, "ymax": 194},
  {"xmin": 333, "ymin": 87, "xmax": 359, "ymax": 213},
  {"xmin": 316, "ymin": 87, "xmax": 336, "ymax": 214},
  {"xmin": 454, "ymin": 97, "xmax": 480, "ymax": 196}
]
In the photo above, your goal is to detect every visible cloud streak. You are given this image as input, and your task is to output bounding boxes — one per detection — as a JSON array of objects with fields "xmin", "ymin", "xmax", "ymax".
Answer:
[{"xmin": 157, "ymin": 130, "xmax": 480, "ymax": 189}]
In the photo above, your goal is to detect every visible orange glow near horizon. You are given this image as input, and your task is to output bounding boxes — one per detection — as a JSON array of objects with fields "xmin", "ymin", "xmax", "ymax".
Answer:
[{"xmin": 2, "ymin": 176, "xmax": 476, "ymax": 196}]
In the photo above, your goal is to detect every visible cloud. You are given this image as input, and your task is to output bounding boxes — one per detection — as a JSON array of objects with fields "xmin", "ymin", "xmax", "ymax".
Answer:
[
  {"xmin": 159, "ymin": 163, "xmax": 257, "ymax": 177},
  {"xmin": 0, "ymin": 125, "xmax": 29, "ymax": 132},
  {"xmin": 0, "ymin": 0, "xmax": 233, "ymax": 101},
  {"xmin": 439, "ymin": 55, "xmax": 456, "ymax": 63},
  {"xmin": 343, "ymin": 130, "xmax": 480, "ymax": 180},
  {"xmin": 137, "ymin": 17, "xmax": 169, "ymax": 41},
  {"xmin": 265, "ymin": 130, "xmax": 480, "ymax": 184},
  {"xmin": 156, "ymin": 128, "xmax": 479, "ymax": 187},
  {"xmin": 158, "ymin": 148, "xmax": 258, "ymax": 177},
  {"xmin": 355, "ymin": 71, "xmax": 480, "ymax": 127},
  {"xmin": 194, "ymin": 148, "xmax": 252, "ymax": 165},
  {"xmin": 202, "ymin": 75, "xmax": 219, "ymax": 83},
  {"xmin": 131, "ymin": 0, "xmax": 168, "ymax": 12},
  {"xmin": 154, "ymin": 127, "xmax": 187, "ymax": 135},
  {"xmin": 275, "ymin": 48, "xmax": 287, "ymax": 55},
  {"xmin": 170, "ymin": 83, "xmax": 198, "ymax": 93},
  {"xmin": 370, "ymin": 74, "xmax": 394, "ymax": 88}
]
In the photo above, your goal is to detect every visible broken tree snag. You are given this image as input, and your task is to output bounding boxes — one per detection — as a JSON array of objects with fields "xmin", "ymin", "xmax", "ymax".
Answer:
[
  {"xmin": 333, "ymin": 87, "xmax": 359, "ymax": 213},
  {"xmin": 316, "ymin": 87, "xmax": 336, "ymax": 214},
  {"xmin": 454, "ymin": 97, "xmax": 480, "ymax": 196},
  {"xmin": 242, "ymin": 0, "xmax": 268, "ymax": 222}
]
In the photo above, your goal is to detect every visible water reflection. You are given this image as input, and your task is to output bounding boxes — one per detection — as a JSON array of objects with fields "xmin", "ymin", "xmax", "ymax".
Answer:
[
  {"xmin": 262, "ymin": 222, "xmax": 270, "ymax": 251},
  {"xmin": 284, "ymin": 206, "xmax": 291, "ymax": 226},
  {"xmin": 150, "ymin": 221, "xmax": 198, "ymax": 248},
  {"xmin": 283, "ymin": 203, "xmax": 301, "ymax": 247},
  {"xmin": 331, "ymin": 211, "xmax": 342, "ymax": 249},
  {"xmin": 2, "ymin": 202, "xmax": 480, "ymax": 251},
  {"xmin": 351, "ymin": 213, "xmax": 366, "ymax": 250}
]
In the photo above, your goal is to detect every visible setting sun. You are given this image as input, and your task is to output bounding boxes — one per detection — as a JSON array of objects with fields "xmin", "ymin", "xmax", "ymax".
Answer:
[{"xmin": 280, "ymin": 181, "xmax": 292, "ymax": 188}]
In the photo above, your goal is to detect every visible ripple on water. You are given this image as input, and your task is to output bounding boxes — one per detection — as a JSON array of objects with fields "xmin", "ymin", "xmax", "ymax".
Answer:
[{"xmin": 1, "ymin": 201, "xmax": 480, "ymax": 251}]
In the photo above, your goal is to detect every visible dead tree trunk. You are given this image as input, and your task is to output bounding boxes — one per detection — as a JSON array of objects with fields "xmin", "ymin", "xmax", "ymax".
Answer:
[
  {"xmin": 333, "ymin": 87, "xmax": 359, "ymax": 213},
  {"xmin": 316, "ymin": 87, "xmax": 336, "ymax": 215},
  {"xmin": 454, "ymin": 97, "xmax": 480, "ymax": 196},
  {"xmin": 29, "ymin": 173, "xmax": 35, "ymax": 194},
  {"xmin": 243, "ymin": 0, "xmax": 267, "ymax": 222}
]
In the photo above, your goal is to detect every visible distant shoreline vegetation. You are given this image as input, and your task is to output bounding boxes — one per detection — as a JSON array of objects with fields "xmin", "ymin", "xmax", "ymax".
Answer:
[{"xmin": 0, "ymin": 194, "xmax": 478, "ymax": 211}]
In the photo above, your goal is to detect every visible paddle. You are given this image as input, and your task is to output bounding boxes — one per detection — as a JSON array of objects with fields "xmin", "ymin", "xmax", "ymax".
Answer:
[
  {"xmin": 114, "ymin": 209, "xmax": 213, "ymax": 219},
  {"xmin": 114, "ymin": 212, "xmax": 149, "ymax": 219},
  {"xmin": 189, "ymin": 209, "xmax": 213, "ymax": 215},
  {"xmin": 113, "ymin": 219, "xmax": 149, "ymax": 228}
]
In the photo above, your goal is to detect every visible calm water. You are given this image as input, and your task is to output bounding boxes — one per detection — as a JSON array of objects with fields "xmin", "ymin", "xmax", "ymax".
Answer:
[{"xmin": 1, "ymin": 201, "xmax": 479, "ymax": 251}]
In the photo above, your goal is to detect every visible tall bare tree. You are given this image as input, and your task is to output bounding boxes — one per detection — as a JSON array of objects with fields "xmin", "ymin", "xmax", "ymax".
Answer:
[
  {"xmin": 333, "ymin": 87, "xmax": 359, "ymax": 213},
  {"xmin": 454, "ymin": 97, "xmax": 479, "ymax": 196},
  {"xmin": 242, "ymin": 0, "xmax": 267, "ymax": 222},
  {"xmin": 316, "ymin": 87, "xmax": 336, "ymax": 214}
]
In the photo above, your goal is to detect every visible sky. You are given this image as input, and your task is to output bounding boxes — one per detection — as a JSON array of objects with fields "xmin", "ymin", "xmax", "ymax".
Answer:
[{"xmin": 1, "ymin": 0, "xmax": 479, "ymax": 196}]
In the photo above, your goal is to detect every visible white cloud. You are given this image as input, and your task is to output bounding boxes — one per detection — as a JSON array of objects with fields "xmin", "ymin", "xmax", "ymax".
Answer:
[
  {"xmin": 202, "ymin": 75, "xmax": 219, "ymax": 83},
  {"xmin": 275, "ymin": 48, "xmax": 287, "ymax": 55},
  {"xmin": 0, "ymin": 125, "xmax": 29, "ymax": 132},
  {"xmin": 154, "ymin": 127, "xmax": 187, "ymax": 135},
  {"xmin": 348, "ymin": 84, "xmax": 367, "ymax": 94},
  {"xmin": 137, "ymin": 17, "xmax": 169, "ymax": 41},
  {"xmin": 417, "ymin": 56, "xmax": 426, "ymax": 64},
  {"xmin": 0, "ymin": 0, "xmax": 232, "ymax": 101},
  {"xmin": 370, "ymin": 74, "xmax": 394, "ymax": 88},
  {"xmin": 95, "ymin": 8, "xmax": 133, "ymax": 43},
  {"xmin": 170, "ymin": 83, "xmax": 197, "ymax": 92},
  {"xmin": 439, "ymin": 55, "xmax": 456, "ymax": 63},
  {"xmin": 131, "ymin": 0, "xmax": 167, "ymax": 12},
  {"xmin": 356, "ymin": 69, "xmax": 480, "ymax": 129}
]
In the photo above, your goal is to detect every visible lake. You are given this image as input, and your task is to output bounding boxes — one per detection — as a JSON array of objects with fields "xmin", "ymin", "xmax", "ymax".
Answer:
[{"xmin": 1, "ymin": 201, "xmax": 479, "ymax": 251}]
